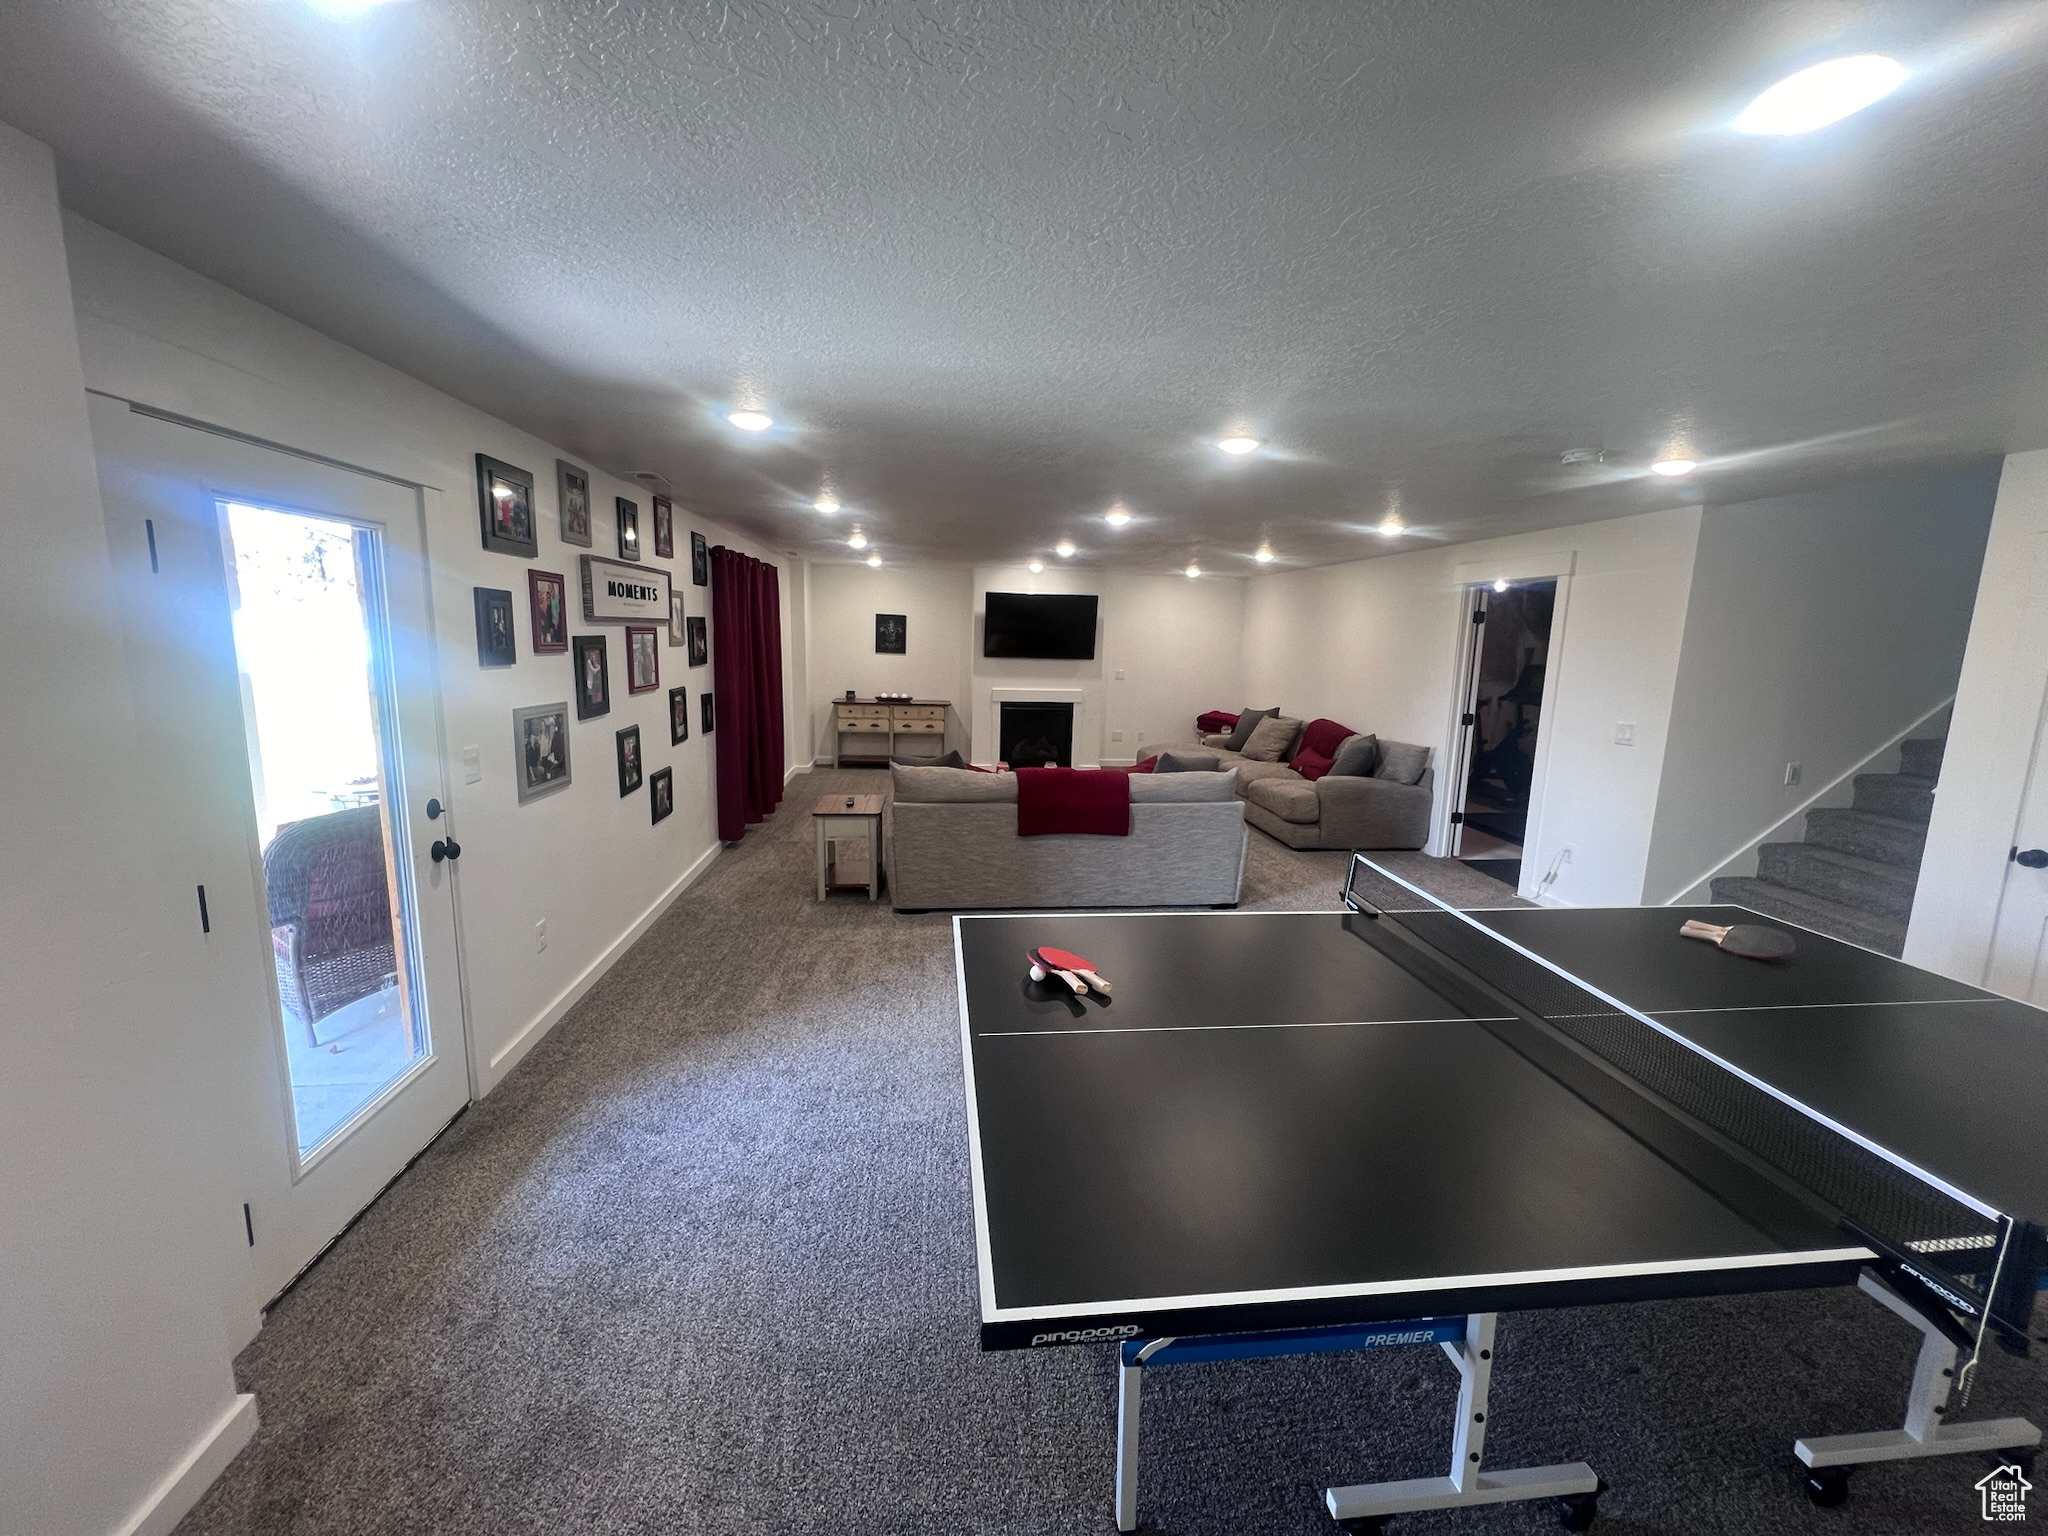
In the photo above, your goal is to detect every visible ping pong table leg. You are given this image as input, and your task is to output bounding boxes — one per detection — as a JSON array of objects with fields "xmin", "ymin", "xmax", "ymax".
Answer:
[
  {"xmin": 1325, "ymin": 1314, "xmax": 1600, "ymax": 1531},
  {"xmin": 1115, "ymin": 1356, "xmax": 1141, "ymax": 1532},
  {"xmin": 1793, "ymin": 1274, "xmax": 2041, "ymax": 1502}
]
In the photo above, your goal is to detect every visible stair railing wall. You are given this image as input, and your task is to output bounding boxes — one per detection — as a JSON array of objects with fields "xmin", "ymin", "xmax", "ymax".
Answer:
[{"xmin": 1655, "ymin": 696, "xmax": 1955, "ymax": 906}]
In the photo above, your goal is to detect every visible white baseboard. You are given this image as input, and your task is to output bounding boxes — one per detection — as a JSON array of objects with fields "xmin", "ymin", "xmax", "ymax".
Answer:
[
  {"xmin": 786, "ymin": 761, "xmax": 808, "ymax": 785},
  {"xmin": 113, "ymin": 1393, "xmax": 258, "ymax": 1536},
  {"xmin": 483, "ymin": 838, "xmax": 722, "ymax": 1090}
]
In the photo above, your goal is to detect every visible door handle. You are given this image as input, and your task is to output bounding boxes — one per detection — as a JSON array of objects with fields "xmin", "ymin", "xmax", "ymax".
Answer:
[
  {"xmin": 2014, "ymin": 848, "xmax": 2048, "ymax": 869},
  {"xmin": 431, "ymin": 837, "xmax": 463, "ymax": 863}
]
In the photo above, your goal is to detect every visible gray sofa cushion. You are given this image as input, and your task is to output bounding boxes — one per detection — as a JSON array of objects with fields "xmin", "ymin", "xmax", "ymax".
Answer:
[
  {"xmin": 1329, "ymin": 733, "xmax": 1380, "ymax": 777},
  {"xmin": 1153, "ymin": 751, "xmax": 1221, "ymax": 773},
  {"xmin": 1223, "ymin": 707, "xmax": 1277, "ymax": 752},
  {"xmin": 1240, "ymin": 715, "xmax": 1303, "ymax": 762},
  {"xmin": 1372, "ymin": 739, "xmax": 1431, "ymax": 785},
  {"xmin": 1131, "ymin": 768, "xmax": 1239, "ymax": 803},
  {"xmin": 891, "ymin": 763, "xmax": 1016, "ymax": 802},
  {"xmin": 1244, "ymin": 776, "xmax": 1321, "ymax": 825}
]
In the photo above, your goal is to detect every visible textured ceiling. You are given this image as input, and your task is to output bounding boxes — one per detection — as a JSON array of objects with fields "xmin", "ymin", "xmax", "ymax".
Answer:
[{"xmin": 3, "ymin": 1, "xmax": 2046, "ymax": 572}]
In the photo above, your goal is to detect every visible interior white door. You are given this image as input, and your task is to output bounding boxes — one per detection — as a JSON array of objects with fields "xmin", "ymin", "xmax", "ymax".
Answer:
[
  {"xmin": 89, "ymin": 396, "xmax": 469, "ymax": 1309},
  {"xmin": 1986, "ymin": 702, "xmax": 2048, "ymax": 1005}
]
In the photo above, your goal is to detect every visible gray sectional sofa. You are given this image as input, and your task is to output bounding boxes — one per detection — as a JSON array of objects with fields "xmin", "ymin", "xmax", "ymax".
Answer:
[
  {"xmin": 1146, "ymin": 730, "xmax": 1435, "ymax": 851},
  {"xmin": 885, "ymin": 763, "xmax": 1247, "ymax": 911}
]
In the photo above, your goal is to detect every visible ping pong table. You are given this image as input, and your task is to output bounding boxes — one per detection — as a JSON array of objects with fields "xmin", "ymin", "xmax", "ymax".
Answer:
[{"xmin": 954, "ymin": 856, "xmax": 2048, "ymax": 1531}]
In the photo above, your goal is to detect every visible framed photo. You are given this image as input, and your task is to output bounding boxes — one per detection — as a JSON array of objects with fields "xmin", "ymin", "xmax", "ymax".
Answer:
[
  {"xmin": 556, "ymin": 460, "xmax": 592, "ymax": 547},
  {"xmin": 476, "ymin": 454, "xmax": 537, "ymax": 558},
  {"xmin": 650, "ymin": 767, "xmax": 674, "ymax": 824},
  {"xmin": 626, "ymin": 625, "xmax": 660, "ymax": 693},
  {"xmin": 616, "ymin": 724, "xmax": 642, "ymax": 796},
  {"xmin": 652, "ymin": 495, "xmax": 675, "ymax": 560},
  {"xmin": 474, "ymin": 587, "xmax": 516, "ymax": 667},
  {"xmin": 701, "ymin": 691, "xmax": 715, "ymax": 734},
  {"xmin": 686, "ymin": 615, "xmax": 709, "ymax": 667},
  {"xmin": 528, "ymin": 569, "xmax": 568, "ymax": 654},
  {"xmin": 514, "ymin": 702, "xmax": 572, "ymax": 803},
  {"xmin": 616, "ymin": 497, "xmax": 641, "ymax": 561},
  {"xmin": 573, "ymin": 634, "xmax": 610, "ymax": 719},
  {"xmin": 668, "ymin": 590, "xmax": 687, "ymax": 647},
  {"xmin": 875, "ymin": 612, "xmax": 907, "ymax": 655},
  {"xmin": 668, "ymin": 685, "xmax": 690, "ymax": 744},
  {"xmin": 690, "ymin": 529, "xmax": 709, "ymax": 586}
]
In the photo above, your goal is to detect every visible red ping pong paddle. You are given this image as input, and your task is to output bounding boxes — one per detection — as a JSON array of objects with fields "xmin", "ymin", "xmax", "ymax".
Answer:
[
  {"xmin": 1036, "ymin": 946, "xmax": 1112, "ymax": 995},
  {"xmin": 1027, "ymin": 949, "xmax": 1088, "ymax": 995},
  {"xmin": 1680, "ymin": 919, "xmax": 1797, "ymax": 961}
]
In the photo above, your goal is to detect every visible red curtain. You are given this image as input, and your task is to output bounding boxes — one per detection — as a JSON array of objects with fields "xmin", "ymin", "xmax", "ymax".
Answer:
[{"xmin": 710, "ymin": 546, "xmax": 786, "ymax": 843}]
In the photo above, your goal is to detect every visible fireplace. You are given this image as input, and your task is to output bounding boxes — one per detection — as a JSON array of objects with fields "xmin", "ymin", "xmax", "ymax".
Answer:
[{"xmin": 999, "ymin": 701, "xmax": 1075, "ymax": 768}]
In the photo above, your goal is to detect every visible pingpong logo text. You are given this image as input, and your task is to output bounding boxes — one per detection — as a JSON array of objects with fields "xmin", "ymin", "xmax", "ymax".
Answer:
[
  {"xmin": 1978, "ymin": 1464, "xmax": 2031, "ymax": 1522},
  {"xmin": 1029, "ymin": 1325, "xmax": 1142, "ymax": 1346}
]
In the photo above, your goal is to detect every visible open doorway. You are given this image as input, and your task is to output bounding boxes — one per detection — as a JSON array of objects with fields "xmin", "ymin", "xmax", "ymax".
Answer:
[{"xmin": 1453, "ymin": 579, "xmax": 1556, "ymax": 886}]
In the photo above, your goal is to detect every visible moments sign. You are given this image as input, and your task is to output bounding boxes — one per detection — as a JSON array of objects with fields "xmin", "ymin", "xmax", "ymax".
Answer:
[{"xmin": 580, "ymin": 555, "xmax": 672, "ymax": 624}]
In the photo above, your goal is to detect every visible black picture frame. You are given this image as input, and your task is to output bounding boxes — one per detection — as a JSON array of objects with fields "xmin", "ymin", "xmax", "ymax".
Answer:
[
  {"xmin": 557, "ymin": 460, "xmax": 592, "ymax": 547},
  {"xmin": 650, "ymin": 767, "xmax": 674, "ymax": 824},
  {"xmin": 686, "ymin": 615, "xmax": 709, "ymax": 667},
  {"xmin": 573, "ymin": 634, "xmax": 610, "ymax": 719},
  {"xmin": 616, "ymin": 497, "xmax": 641, "ymax": 561},
  {"xmin": 626, "ymin": 625, "xmax": 660, "ymax": 693},
  {"xmin": 474, "ymin": 587, "xmax": 516, "ymax": 667},
  {"xmin": 669, "ymin": 590, "xmax": 687, "ymax": 647},
  {"xmin": 652, "ymin": 495, "xmax": 674, "ymax": 559},
  {"xmin": 514, "ymin": 702, "xmax": 572, "ymax": 802},
  {"xmin": 690, "ymin": 529, "xmax": 709, "ymax": 586},
  {"xmin": 529, "ymin": 569, "xmax": 568, "ymax": 654},
  {"xmin": 875, "ymin": 612, "xmax": 907, "ymax": 655},
  {"xmin": 476, "ymin": 454, "xmax": 537, "ymax": 558},
  {"xmin": 668, "ymin": 686, "xmax": 690, "ymax": 744},
  {"xmin": 701, "ymin": 691, "xmax": 715, "ymax": 734},
  {"xmin": 616, "ymin": 724, "xmax": 642, "ymax": 796}
]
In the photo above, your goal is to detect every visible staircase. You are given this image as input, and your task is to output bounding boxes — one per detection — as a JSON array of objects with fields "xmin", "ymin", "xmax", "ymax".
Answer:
[{"xmin": 1710, "ymin": 735, "xmax": 1943, "ymax": 956}]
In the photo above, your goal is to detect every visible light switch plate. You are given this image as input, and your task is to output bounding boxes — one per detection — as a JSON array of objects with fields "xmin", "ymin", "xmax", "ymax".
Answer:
[
  {"xmin": 1784, "ymin": 761, "xmax": 1803, "ymax": 786},
  {"xmin": 462, "ymin": 744, "xmax": 482, "ymax": 784},
  {"xmin": 1614, "ymin": 723, "xmax": 1635, "ymax": 746}
]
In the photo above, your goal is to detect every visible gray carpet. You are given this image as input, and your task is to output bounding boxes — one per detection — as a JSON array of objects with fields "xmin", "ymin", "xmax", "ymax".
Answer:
[{"xmin": 177, "ymin": 768, "xmax": 2041, "ymax": 1535}]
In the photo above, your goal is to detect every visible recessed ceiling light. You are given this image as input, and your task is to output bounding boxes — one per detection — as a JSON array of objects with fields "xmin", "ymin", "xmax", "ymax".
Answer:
[
  {"xmin": 304, "ymin": 0, "xmax": 405, "ymax": 15},
  {"xmin": 1185, "ymin": 562, "xmax": 1202, "ymax": 578},
  {"xmin": 727, "ymin": 408, "xmax": 774, "ymax": 432},
  {"xmin": 814, "ymin": 492, "xmax": 840, "ymax": 514},
  {"xmin": 1378, "ymin": 517, "xmax": 1405, "ymax": 536},
  {"xmin": 1216, "ymin": 435, "xmax": 1262, "ymax": 456},
  {"xmin": 1255, "ymin": 546, "xmax": 1275, "ymax": 564},
  {"xmin": 1028, "ymin": 560, "xmax": 1045, "ymax": 573},
  {"xmin": 1105, "ymin": 504, "xmax": 1132, "ymax": 527},
  {"xmin": 847, "ymin": 529, "xmax": 868, "ymax": 549},
  {"xmin": 1651, "ymin": 456, "xmax": 1699, "ymax": 477},
  {"xmin": 1493, "ymin": 578, "xmax": 1510, "ymax": 593},
  {"xmin": 866, "ymin": 553, "xmax": 882, "ymax": 568},
  {"xmin": 1055, "ymin": 540, "xmax": 1076, "ymax": 558},
  {"xmin": 1734, "ymin": 55, "xmax": 1906, "ymax": 136}
]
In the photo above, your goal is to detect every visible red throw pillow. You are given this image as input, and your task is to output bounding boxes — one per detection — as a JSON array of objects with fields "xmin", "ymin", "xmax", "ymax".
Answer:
[
  {"xmin": 1293, "ymin": 747, "xmax": 1336, "ymax": 781},
  {"xmin": 1130, "ymin": 756, "xmax": 1160, "ymax": 773},
  {"xmin": 1299, "ymin": 717, "xmax": 1358, "ymax": 761}
]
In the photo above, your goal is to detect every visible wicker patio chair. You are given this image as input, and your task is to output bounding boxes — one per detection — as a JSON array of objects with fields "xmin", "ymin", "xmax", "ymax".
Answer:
[{"xmin": 264, "ymin": 805, "xmax": 398, "ymax": 1045}]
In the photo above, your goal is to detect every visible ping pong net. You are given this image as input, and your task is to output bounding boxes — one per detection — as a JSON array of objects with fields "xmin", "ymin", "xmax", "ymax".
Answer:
[{"xmin": 1341, "ymin": 854, "xmax": 2041, "ymax": 1382}]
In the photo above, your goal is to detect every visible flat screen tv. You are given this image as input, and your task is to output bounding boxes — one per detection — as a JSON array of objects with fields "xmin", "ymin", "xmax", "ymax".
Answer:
[{"xmin": 983, "ymin": 591, "xmax": 1099, "ymax": 660}]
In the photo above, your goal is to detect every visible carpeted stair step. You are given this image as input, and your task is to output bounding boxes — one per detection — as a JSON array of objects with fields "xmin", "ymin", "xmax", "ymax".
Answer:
[
  {"xmin": 1802, "ymin": 806, "xmax": 1927, "ymax": 869},
  {"xmin": 1755, "ymin": 841, "xmax": 1918, "ymax": 921},
  {"xmin": 1851, "ymin": 771, "xmax": 1935, "ymax": 823},
  {"xmin": 1709, "ymin": 875, "xmax": 1907, "ymax": 956},
  {"xmin": 1898, "ymin": 736, "xmax": 1946, "ymax": 781}
]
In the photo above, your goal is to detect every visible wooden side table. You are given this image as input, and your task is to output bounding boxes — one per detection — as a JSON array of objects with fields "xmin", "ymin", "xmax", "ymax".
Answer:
[{"xmin": 814, "ymin": 793, "xmax": 885, "ymax": 900}]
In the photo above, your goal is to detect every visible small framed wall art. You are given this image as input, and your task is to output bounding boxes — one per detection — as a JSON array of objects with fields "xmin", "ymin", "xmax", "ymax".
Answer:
[
  {"xmin": 875, "ymin": 613, "xmax": 906, "ymax": 655},
  {"xmin": 686, "ymin": 615, "xmax": 708, "ymax": 667},
  {"xmin": 474, "ymin": 587, "xmax": 516, "ymax": 667},
  {"xmin": 528, "ymin": 569, "xmax": 568, "ymax": 654},
  {"xmin": 669, "ymin": 590, "xmax": 687, "ymax": 648},
  {"xmin": 626, "ymin": 625, "xmax": 660, "ymax": 693},
  {"xmin": 668, "ymin": 685, "xmax": 690, "ymax": 744},
  {"xmin": 650, "ymin": 767, "xmax": 674, "ymax": 824},
  {"xmin": 573, "ymin": 634, "xmax": 610, "ymax": 719},
  {"xmin": 514, "ymin": 702, "xmax": 572, "ymax": 803},
  {"xmin": 616, "ymin": 497, "xmax": 641, "ymax": 561},
  {"xmin": 652, "ymin": 495, "xmax": 675, "ymax": 560},
  {"xmin": 701, "ymin": 691, "xmax": 715, "ymax": 734},
  {"xmin": 616, "ymin": 724, "xmax": 642, "ymax": 796},
  {"xmin": 476, "ymin": 454, "xmax": 537, "ymax": 558},
  {"xmin": 557, "ymin": 460, "xmax": 592, "ymax": 547},
  {"xmin": 690, "ymin": 530, "xmax": 709, "ymax": 587}
]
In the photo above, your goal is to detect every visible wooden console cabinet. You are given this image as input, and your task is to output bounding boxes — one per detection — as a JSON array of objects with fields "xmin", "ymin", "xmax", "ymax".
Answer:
[{"xmin": 833, "ymin": 698, "xmax": 951, "ymax": 767}]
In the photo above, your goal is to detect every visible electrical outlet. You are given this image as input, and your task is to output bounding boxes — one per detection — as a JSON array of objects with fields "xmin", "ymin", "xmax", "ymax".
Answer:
[
  {"xmin": 462, "ymin": 744, "xmax": 482, "ymax": 784},
  {"xmin": 1135, "ymin": 730, "xmax": 1145, "ymax": 742},
  {"xmin": 1114, "ymin": 668, "xmax": 1125, "ymax": 680},
  {"xmin": 1784, "ymin": 761, "xmax": 1803, "ymax": 787},
  {"xmin": 535, "ymin": 918, "xmax": 547, "ymax": 952},
  {"xmin": 1614, "ymin": 723, "xmax": 1635, "ymax": 746},
  {"xmin": 1111, "ymin": 730, "xmax": 1123, "ymax": 742}
]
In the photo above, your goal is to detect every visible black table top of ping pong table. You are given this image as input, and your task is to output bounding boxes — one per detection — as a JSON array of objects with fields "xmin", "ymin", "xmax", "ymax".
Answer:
[{"xmin": 955, "ymin": 903, "xmax": 2048, "ymax": 1350}]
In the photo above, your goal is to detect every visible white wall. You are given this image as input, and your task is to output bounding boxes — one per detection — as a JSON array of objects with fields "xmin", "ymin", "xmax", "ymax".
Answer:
[
  {"xmin": 807, "ymin": 562, "xmax": 975, "ymax": 757},
  {"xmin": 1642, "ymin": 463, "xmax": 2000, "ymax": 904},
  {"xmin": 1907, "ymin": 450, "xmax": 2048, "ymax": 980},
  {"xmin": 0, "ymin": 123, "xmax": 255, "ymax": 1536},
  {"xmin": 1242, "ymin": 508, "xmax": 1703, "ymax": 906}
]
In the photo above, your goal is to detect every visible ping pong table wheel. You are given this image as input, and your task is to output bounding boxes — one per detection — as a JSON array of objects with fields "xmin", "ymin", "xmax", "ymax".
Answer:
[
  {"xmin": 1335, "ymin": 1519, "xmax": 1389, "ymax": 1535},
  {"xmin": 1801, "ymin": 1465, "xmax": 1852, "ymax": 1507},
  {"xmin": 1558, "ymin": 1489, "xmax": 1600, "ymax": 1531}
]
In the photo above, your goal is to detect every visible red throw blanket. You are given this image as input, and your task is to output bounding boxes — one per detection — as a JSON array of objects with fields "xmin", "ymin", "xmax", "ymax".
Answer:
[
  {"xmin": 1016, "ymin": 767, "xmax": 1131, "ymax": 836},
  {"xmin": 1195, "ymin": 709, "xmax": 1239, "ymax": 735}
]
